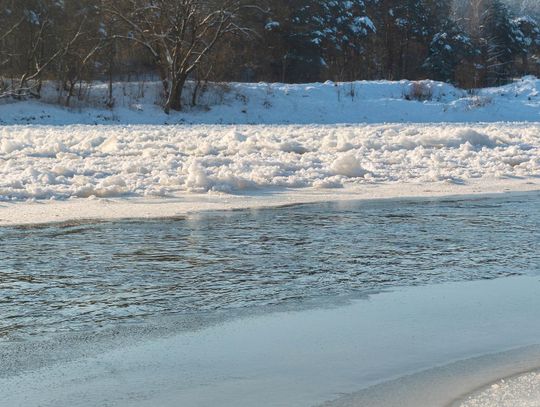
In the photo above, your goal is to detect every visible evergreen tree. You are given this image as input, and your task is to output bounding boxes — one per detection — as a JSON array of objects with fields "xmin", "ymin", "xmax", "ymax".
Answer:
[
  {"xmin": 308, "ymin": 0, "xmax": 376, "ymax": 80},
  {"xmin": 481, "ymin": 0, "xmax": 522, "ymax": 85},
  {"xmin": 260, "ymin": 0, "xmax": 322, "ymax": 83},
  {"xmin": 513, "ymin": 15, "xmax": 540, "ymax": 74},
  {"xmin": 423, "ymin": 22, "xmax": 476, "ymax": 82},
  {"xmin": 370, "ymin": 0, "xmax": 441, "ymax": 79}
]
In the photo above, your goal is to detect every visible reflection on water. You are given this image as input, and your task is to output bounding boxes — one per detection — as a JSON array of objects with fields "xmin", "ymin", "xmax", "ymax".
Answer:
[{"xmin": 0, "ymin": 193, "xmax": 538, "ymax": 340}]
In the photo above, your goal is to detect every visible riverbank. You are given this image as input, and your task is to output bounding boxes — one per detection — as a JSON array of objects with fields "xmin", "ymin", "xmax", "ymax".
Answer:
[{"xmin": 2, "ymin": 77, "xmax": 540, "ymax": 125}]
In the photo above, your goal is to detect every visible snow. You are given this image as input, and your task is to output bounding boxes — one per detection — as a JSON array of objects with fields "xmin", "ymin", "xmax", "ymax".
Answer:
[
  {"xmin": 0, "ymin": 77, "xmax": 538, "ymax": 225},
  {"xmin": 2, "ymin": 77, "xmax": 540, "ymax": 125},
  {"xmin": 3, "ymin": 276, "xmax": 540, "ymax": 407},
  {"xmin": 1, "ymin": 78, "xmax": 539, "ymax": 405},
  {"xmin": 0, "ymin": 77, "xmax": 540, "ymax": 223},
  {"xmin": 0, "ymin": 77, "xmax": 540, "ymax": 215}
]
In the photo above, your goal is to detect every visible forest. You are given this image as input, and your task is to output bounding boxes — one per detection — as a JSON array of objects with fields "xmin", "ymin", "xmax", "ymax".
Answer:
[{"xmin": 1, "ymin": 0, "xmax": 540, "ymax": 111}]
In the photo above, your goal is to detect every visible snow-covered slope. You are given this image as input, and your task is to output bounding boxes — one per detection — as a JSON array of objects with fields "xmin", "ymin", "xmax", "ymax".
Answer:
[{"xmin": 2, "ymin": 77, "xmax": 540, "ymax": 125}]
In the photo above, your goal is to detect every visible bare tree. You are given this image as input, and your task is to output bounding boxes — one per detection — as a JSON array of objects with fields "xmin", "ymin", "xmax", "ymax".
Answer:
[
  {"xmin": 107, "ymin": 0, "xmax": 256, "ymax": 113},
  {"xmin": 0, "ymin": 14, "xmax": 23, "ymax": 94},
  {"xmin": 0, "ymin": 2, "xmax": 94, "ymax": 100}
]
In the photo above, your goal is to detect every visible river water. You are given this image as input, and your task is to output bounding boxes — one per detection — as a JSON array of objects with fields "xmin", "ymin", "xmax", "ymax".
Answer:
[{"xmin": 1, "ymin": 192, "xmax": 538, "ymax": 341}]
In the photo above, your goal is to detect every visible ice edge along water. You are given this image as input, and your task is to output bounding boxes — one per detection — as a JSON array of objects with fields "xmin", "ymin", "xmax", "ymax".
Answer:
[
  {"xmin": 2, "ymin": 276, "xmax": 540, "ymax": 407},
  {"xmin": 0, "ymin": 122, "xmax": 538, "ymax": 226}
]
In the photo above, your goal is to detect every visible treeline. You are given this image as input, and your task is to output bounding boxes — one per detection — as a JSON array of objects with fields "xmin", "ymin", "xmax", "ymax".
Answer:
[{"xmin": 1, "ymin": 0, "xmax": 540, "ymax": 111}]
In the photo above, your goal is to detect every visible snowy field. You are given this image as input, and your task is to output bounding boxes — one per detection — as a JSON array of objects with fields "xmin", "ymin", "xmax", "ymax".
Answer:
[
  {"xmin": 0, "ymin": 122, "xmax": 538, "ymax": 225},
  {"xmin": 1, "ymin": 77, "xmax": 539, "ymax": 225},
  {"xmin": 1, "ymin": 123, "xmax": 538, "ymax": 198}
]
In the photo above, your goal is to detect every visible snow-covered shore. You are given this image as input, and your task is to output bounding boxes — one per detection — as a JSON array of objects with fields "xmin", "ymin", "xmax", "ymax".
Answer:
[
  {"xmin": 1, "ymin": 78, "xmax": 539, "ymax": 225},
  {"xmin": 2, "ymin": 77, "xmax": 540, "ymax": 125}
]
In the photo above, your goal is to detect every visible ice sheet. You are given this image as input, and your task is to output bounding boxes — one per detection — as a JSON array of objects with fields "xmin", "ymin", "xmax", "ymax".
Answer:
[{"xmin": 2, "ymin": 276, "xmax": 540, "ymax": 407}]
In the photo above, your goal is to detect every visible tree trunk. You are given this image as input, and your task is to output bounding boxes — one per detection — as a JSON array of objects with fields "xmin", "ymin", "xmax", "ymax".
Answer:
[
  {"xmin": 107, "ymin": 63, "xmax": 114, "ymax": 109},
  {"xmin": 165, "ymin": 73, "xmax": 188, "ymax": 113},
  {"xmin": 157, "ymin": 60, "xmax": 170, "ymax": 109},
  {"xmin": 522, "ymin": 52, "xmax": 529, "ymax": 75},
  {"xmin": 192, "ymin": 78, "xmax": 201, "ymax": 107},
  {"xmin": 66, "ymin": 80, "xmax": 75, "ymax": 107}
]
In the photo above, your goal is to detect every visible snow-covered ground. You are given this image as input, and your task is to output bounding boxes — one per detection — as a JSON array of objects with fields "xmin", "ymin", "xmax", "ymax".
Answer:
[
  {"xmin": 2, "ymin": 76, "xmax": 540, "ymax": 125},
  {"xmin": 3, "ymin": 276, "xmax": 540, "ymax": 407},
  {"xmin": 1, "ymin": 123, "xmax": 538, "ymax": 199}
]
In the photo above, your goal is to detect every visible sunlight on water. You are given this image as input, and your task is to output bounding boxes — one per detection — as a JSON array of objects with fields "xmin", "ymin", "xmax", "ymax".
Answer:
[{"xmin": 0, "ymin": 193, "xmax": 538, "ymax": 340}]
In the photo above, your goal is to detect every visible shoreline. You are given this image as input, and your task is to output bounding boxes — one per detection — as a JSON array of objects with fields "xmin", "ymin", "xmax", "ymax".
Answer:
[
  {"xmin": 1, "ymin": 177, "xmax": 538, "ymax": 227},
  {"xmin": 3, "ymin": 276, "xmax": 540, "ymax": 407},
  {"xmin": 448, "ymin": 368, "xmax": 540, "ymax": 407},
  {"xmin": 323, "ymin": 344, "xmax": 540, "ymax": 407}
]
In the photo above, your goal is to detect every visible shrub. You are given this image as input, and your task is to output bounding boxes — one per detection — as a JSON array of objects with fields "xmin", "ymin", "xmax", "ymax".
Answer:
[
  {"xmin": 404, "ymin": 81, "xmax": 433, "ymax": 101},
  {"xmin": 467, "ymin": 95, "xmax": 492, "ymax": 109}
]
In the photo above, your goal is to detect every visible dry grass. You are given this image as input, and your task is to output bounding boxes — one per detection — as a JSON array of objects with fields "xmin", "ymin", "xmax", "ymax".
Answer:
[
  {"xmin": 405, "ymin": 81, "xmax": 433, "ymax": 101},
  {"xmin": 467, "ymin": 95, "xmax": 492, "ymax": 109}
]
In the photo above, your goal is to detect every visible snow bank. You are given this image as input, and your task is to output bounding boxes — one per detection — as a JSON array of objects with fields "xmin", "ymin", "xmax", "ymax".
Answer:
[
  {"xmin": 2, "ymin": 77, "xmax": 540, "ymax": 125},
  {"xmin": 0, "ymin": 123, "xmax": 537, "ymax": 202}
]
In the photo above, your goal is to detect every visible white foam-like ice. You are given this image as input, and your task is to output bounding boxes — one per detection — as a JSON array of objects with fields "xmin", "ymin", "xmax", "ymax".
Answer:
[{"xmin": 0, "ymin": 123, "xmax": 538, "ymax": 202}]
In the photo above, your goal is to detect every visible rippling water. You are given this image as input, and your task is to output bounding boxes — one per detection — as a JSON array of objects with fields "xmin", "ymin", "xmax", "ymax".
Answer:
[{"xmin": 1, "ymin": 193, "xmax": 539, "ymax": 340}]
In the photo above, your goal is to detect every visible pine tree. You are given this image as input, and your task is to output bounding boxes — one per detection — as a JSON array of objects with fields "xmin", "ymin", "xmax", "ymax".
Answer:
[
  {"xmin": 260, "ymin": 0, "xmax": 322, "ymax": 83},
  {"xmin": 423, "ymin": 22, "xmax": 476, "ymax": 83},
  {"xmin": 481, "ymin": 0, "xmax": 522, "ymax": 85},
  {"xmin": 293, "ymin": 0, "xmax": 376, "ymax": 81},
  {"xmin": 513, "ymin": 16, "xmax": 540, "ymax": 75}
]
